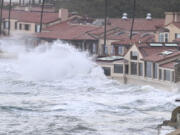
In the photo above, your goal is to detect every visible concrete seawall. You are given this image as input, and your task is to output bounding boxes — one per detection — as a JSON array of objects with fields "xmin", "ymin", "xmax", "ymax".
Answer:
[{"xmin": 112, "ymin": 76, "xmax": 180, "ymax": 91}]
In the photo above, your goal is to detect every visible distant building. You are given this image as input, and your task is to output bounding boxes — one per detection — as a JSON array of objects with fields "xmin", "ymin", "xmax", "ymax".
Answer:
[
  {"xmin": 155, "ymin": 12, "xmax": 180, "ymax": 42},
  {"xmin": 0, "ymin": 9, "xmax": 69, "ymax": 35}
]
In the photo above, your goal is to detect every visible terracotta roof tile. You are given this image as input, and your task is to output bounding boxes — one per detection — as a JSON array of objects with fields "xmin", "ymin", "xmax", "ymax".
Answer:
[
  {"xmin": 172, "ymin": 22, "xmax": 180, "ymax": 29},
  {"xmin": 36, "ymin": 21, "xmax": 99, "ymax": 40},
  {"xmin": 141, "ymin": 48, "xmax": 180, "ymax": 62},
  {"xmin": 160, "ymin": 61, "xmax": 177, "ymax": 69},
  {"xmin": 109, "ymin": 18, "xmax": 164, "ymax": 31},
  {"xmin": 2, "ymin": 9, "xmax": 59, "ymax": 24},
  {"xmin": 111, "ymin": 33, "xmax": 155, "ymax": 45}
]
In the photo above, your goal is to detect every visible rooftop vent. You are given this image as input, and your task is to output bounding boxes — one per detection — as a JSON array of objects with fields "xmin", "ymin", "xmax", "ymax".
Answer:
[
  {"xmin": 122, "ymin": 13, "xmax": 128, "ymax": 20},
  {"xmin": 146, "ymin": 13, "xmax": 152, "ymax": 20}
]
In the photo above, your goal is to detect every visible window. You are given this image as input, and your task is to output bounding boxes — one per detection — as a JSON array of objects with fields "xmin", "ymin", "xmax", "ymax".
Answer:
[
  {"xmin": 153, "ymin": 63, "xmax": 158, "ymax": 79},
  {"xmin": 24, "ymin": 24, "xmax": 30, "ymax": 31},
  {"xmin": 92, "ymin": 43, "xmax": 96, "ymax": 54},
  {"xmin": 19, "ymin": 24, "xmax": 22, "ymax": 30},
  {"xmin": 159, "ymin": 69, "xmax": 162, "ymax": 80},
  {"xmin": 165, "ymin": 33, "xmax": 168, "ymax": 42},
  {"xmin": 3, "ymin": 21, "xmax": 9, "ymax": 29},
  {"xmin": 131, "ymin": 62, "xmax": 137, "ymax": 75},
  {"xmin": 111, "ymin": 46, "xmax": 114, "ymax": 55},
  {"xmin": 172, "ymin": 71, "xmax": 175, "ymax": 82},
  {"xmin": 131, "ymin": 51, "xmax": 138, "ymax": 60},
  {"xmin": 118, "ymin": 46, "xmax": 123, "ymax": 55},
  {"xmin": 158, "ymin": 32, "xmax": 169, "ymax": 42},
  {"xmin": 175, "ymin": 33, "xmax": 180, "ymax": 39},
  {"xmin": 145, "ymin": 61, "xmax": 152, "ymax": 78},
  {"xmin": 103, "ymin": 67, "xmax": 111, "ymax": 76},
  {"xmin": 15, "ymin": 22, "xmax": 17, "ymax": 30},
  {"xmin": 125, "ymin": 65, "xmax": 129, "ymax": 74},
  {"xmin": 139, "ymin": 63, "xmax": 143, "ymax": 76},
  {"xmin": 103, "ymin": 44, "xmax": 108, "ymax": 55},
  {"xmin": 164, "ymin": 70, "xmax": 171, "ymax": 81},
  {"xmin": 114, "ymin": 64, "xmax": 123, "ymax": 74},
  {"xmin": 35, "ymin": 24, "xmax": 41, "ymax": 33}
]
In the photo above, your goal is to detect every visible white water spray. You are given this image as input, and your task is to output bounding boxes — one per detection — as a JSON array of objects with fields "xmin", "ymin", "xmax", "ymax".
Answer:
[
  {"xmin": 0, "ymin": 37, "xmax": 104, "ymax": 81},
  {"xmin": 0, "ymin": 36, "xmax": 178, "ymax": 135}
]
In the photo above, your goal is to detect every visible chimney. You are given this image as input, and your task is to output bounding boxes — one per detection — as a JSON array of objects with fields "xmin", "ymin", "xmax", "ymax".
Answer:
[
  {"xmin": 59, "ymin": 9, "xmax": 69, "ymax": 21},
  {"xmin": 165, "ymin": 12, "xmax": 175, "ymax": 25},
  {"xmin": 146, "ymin": 13, "xmax": 152, "ymax": 20},
  {"xmin": 174, "ymin": 12, "xmax": 180, "ymax": 23},
  {"xmin": 122, "ymin": 13, "xmax": 128, "ymax": 20}
]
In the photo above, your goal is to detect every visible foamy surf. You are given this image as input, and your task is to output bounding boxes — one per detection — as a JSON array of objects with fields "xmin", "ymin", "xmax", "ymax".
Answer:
[{"xmin": 0, "ymin": 36, "xmax": 178, "ymax": 135}]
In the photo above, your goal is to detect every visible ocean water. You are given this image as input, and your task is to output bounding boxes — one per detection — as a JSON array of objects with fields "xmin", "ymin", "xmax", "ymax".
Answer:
[{"xmin": 0, "ymin": 36, "xmax": 179, "ymax": 135}]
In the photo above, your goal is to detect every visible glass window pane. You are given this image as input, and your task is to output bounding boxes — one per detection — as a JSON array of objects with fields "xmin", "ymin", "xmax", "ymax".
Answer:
[{"xmin": 114, "ymin": 64, "xmax": 123, "ymax": 73}]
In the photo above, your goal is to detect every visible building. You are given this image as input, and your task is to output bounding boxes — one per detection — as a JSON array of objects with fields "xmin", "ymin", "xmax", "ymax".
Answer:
[
  {"xmin": 97, "ymin": 42, "xmax": 180, "ymax": 89},
  {"xmin": 36, "ymin": 17, "xmax": 100, "ymax": 55},
  {"xmin": 155, "ymin": 12, "xmax": 180, "ymax": 42},
  {"xmin": 11, "ymin": 0, "xmax": 55, "ymax": 6},
  {"xmin": 0, "ymin": 8, "xmax": 69, "ymax": 35},
  {"xmin": 92, "ymin": 13, "xmax": 164, "ymax": 56}
]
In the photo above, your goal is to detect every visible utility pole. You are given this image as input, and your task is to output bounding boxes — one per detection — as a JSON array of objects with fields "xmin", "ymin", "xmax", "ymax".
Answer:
[
  {"xmin": 8, "ymin": 0, "xmax": 11, "ymax": 36},
  {"xmin": 40, "ymin": 0, "xmax": 45, "ymax": 32},
  {"xmin": 0, "ymin": 0, "xmax": 4, "ymax": 35},
  {"xmin": 130, "ymin": 0, "xmax": 136, "ymax": 40},
  {"xmin": 104, "ymin": 0, "xmax": 108, "ymax": 56}
]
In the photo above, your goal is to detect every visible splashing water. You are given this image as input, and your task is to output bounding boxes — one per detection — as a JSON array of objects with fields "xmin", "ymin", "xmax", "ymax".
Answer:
[{"xmin": 0, "ymin": 36, "xmax": 179, "ymax": 135}]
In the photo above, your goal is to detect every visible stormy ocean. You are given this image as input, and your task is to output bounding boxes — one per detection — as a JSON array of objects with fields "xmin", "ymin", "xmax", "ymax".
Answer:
[{"xmin": 0, "ymin": 36, "xmax": 178, "ymax": 135}]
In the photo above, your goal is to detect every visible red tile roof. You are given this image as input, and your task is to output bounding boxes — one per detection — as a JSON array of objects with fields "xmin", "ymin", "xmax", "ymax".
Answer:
[
  {"xmin": 141, "ymin": 48, "xmax": 180, "ymax": 62},
  {"xmin": 160, "ymin": 61, "xmax": 177, "ymax": 69},
  {"xmin": 36, "ymin": 21, "xmax": 99, "ymax": 40},
  {"xmin": 109, "ymin": 18, "xmax": 164, "ymax": 32},
  {"xmin": 2, "ymin": 9, "xmax": 59, "ymax": 24},
  {"xmin": 172, "ymin": 22, "xmax": 180, "ymax": 29},
  {"xmin": 111, "ymin": 33, "xmax": 155, "ymax": 45}
]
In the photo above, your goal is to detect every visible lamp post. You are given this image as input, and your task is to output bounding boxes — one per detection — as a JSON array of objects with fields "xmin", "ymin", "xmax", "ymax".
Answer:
[
  {"xmin": 40, "ymin": 0, "xmax": 45, "ymax": 32},
  {"xmin": 104, "ymin": 0, "xmax": 108, "ymax": 55}
]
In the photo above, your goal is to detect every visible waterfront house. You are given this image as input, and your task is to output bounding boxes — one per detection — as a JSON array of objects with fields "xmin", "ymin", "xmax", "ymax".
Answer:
[
  {"xmin": 36, "ymin": 17, "xmax": 100, "ymax": 55},
  {"xmin": 155, "ymin": 12, "xmax": 180, "ymax": 42},
  {"xmin": 91, "ymin": 13, "xmax": 164, "ymax": 56},
  {"xmin": 97, "ymin": 42, "xmax": 180, "ymax": 89},
  {"xmin": 1, "ymin": 8, "xmax": 68, "ymax": 35}
]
